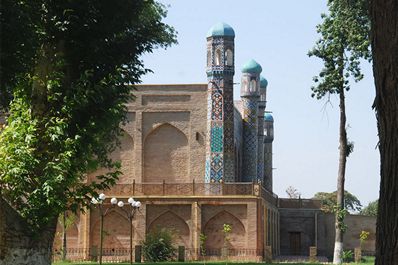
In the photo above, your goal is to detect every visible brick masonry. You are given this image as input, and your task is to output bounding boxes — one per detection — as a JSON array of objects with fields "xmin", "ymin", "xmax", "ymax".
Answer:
[
  {"xmin": 279, "ymin": 203, "xmax": 376, "ymax": 259},
  {"xmin": 0, "ymin": 197, "xmax": 56, "ymax": 265}
]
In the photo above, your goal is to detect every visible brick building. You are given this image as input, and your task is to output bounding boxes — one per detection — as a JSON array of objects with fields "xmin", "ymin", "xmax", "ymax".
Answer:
[{"xmin": 53, "ymin": 23, "xmax": 375, "ymax": 262}]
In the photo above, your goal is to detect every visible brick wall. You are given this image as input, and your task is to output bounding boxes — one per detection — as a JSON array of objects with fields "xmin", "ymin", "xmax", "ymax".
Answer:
[
  {"xmin": 279, "ymin": 206, "xmax": 376, "ymax": 259},
  {"xmin": 0, "ymin": 197, "xmax": 56, "ymax": 265}
]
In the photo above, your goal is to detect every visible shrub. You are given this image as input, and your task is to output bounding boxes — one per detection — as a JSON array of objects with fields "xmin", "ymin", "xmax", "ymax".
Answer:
[
  {"xmin": 199, "ymin": 233, "xmax": 207, "ymax": 256},
  {"xmin": 142, "ymin": 227, "xmax": 176, "ymax": 262},
  {"xmin": 342, "ymin": 250, "xmax": 354, "ymax": 262}
]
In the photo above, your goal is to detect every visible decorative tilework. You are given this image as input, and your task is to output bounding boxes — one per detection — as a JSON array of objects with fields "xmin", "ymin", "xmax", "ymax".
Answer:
[
  {"xmin": 211, "ymin": 168, "xmax": 223, "ymax": 182},
  {"xmin": 205, "ymin": 159, "xmax": 211, "ymax": 183},
  {"xmin": 241, "ymin": 97, "xmax": 259, "ymax": 182},
  {"xmin": 211, "ymin": 92, "xmax": 223, "ymax": 120},
  {"xmin": 211, "ymin": 153, "xmax": 223, "ymax": 172},
  {"xmin": 205, "ymin": 34, "xmax": 235, "ymax": 183},
  {"xmin": 257, "ymin": 136, "xmax": 265, "ymax": 183},
  {"xmin": 257, "ymin": 105, "xmax": 266, "ymax": 184},
  {"xmin": 224, "ymin": 154, "xmax": 234, "ymax": 182},
  {"xmin": 210, "ymin": 153, "xmax": 223, "ymax": 183},
  {"xmin": 210, "ymin": 124, "xmax": 223, "ymax": 152}
]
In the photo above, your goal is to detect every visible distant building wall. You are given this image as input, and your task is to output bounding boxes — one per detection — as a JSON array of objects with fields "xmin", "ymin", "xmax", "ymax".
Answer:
[
  {"xmin": 279, "ymin": 198, "xmax": 376, "ymax": 259},
  {"xmin": 317, "ymin": 213, "xmax": 376, "ymax": 257},
  {"xmin": 279, "ymin": 208, "xmax": 318, "ymax": 256}
]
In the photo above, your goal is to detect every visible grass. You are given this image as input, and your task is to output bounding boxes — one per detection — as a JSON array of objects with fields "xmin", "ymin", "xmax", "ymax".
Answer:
[{"xmin": 53, "ymin": 256, "xmax": 375, "ymax": 265}]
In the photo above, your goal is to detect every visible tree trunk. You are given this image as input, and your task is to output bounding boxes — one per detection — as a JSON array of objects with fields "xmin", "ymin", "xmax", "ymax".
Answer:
[
  {"xmin": 370, "ymin": 1, "xmax": 398, "ymax": 264},
  {"xmin": 0, "ymin": 197, "xmax": 57, "ymax": 265},
  {"xmin": 62, "ymin": 212, "xmax": 67, "ymax": 261},
  {"xmin": 333, "ymin": 57, "xmax": 348, "ymax": 265}
]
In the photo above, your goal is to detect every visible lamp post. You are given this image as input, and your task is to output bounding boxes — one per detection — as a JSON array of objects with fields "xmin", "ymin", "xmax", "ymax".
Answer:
[
  {"xmin": 91, "ymin": 193, "xmax": 117, "ymax": 265},
  {"xmin": 113, "ymin": 197, "xmax": 141, "ymax": 265}
]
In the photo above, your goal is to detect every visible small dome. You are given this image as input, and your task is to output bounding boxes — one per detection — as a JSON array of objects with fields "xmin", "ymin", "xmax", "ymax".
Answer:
[
  {"xmin": 242, "ymin": 59, "xmax": 262, "ymax": 74},
  {"xmin": 260, "ymin": 76, "xmax": 268, "ymax": 88},
  {"xmin": 264, "ymin": 113, "xmax": 274, "ymax": 122},
  {"xmin": 207, "ymin": 22, "xmax": 235, "ymax": 38}
]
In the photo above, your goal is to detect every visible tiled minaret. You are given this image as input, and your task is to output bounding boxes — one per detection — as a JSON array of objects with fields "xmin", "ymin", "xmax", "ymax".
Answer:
[
  {"xmin": 240, "ymin": 59, "xmax": 262, "ymax": 182},
  {"xmin": 264, "ymin": 113, "xmax": 274, "ymax": 191},
  {"xmin": 204, "ymin": 22, "xmax": 235, "ymax": 183},
  {"xmin": 257, "ymin": 76, "xmax": 268, "ymax": 183}
]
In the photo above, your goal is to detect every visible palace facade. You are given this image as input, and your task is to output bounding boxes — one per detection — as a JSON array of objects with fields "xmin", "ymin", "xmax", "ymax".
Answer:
[{"xmin": 53, "ymin": 23, "xmax": 376, "ymax": 262}]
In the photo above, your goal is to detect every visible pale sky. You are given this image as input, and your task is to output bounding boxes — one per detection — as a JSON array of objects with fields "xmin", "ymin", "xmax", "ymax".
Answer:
[{"xmin": 140, "ymin": 1, "xmax": 379, "ymax": 207}]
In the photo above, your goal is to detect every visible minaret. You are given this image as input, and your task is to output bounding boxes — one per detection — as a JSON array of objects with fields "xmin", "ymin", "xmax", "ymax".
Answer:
[
  {"xmin": 257, "ymin": 76, "xmax": 268, "ymax": 183},
  {"xmin": 240, "ymin": 59, "xmax": 262, "ymax": 182},
  {"xmin": 264, "ymin": 113, "xmax": 274, "ymax": 191},
  {"xmin": 204, "ymin": 22, "xmax": 235, "ymax": 183}
]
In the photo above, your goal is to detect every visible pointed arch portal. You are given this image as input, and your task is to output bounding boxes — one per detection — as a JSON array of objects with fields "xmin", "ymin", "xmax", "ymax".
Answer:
[
  {"xmin": 144, "ymin": 123, "xmax": 188, "ymax": 183},
  {"xmin": 203, "ymin": 211, "xmax": 246, "ymax": 250},
  {"xmin": 148, "ymin": 211, "xmax": 190, "ymax": 247}
]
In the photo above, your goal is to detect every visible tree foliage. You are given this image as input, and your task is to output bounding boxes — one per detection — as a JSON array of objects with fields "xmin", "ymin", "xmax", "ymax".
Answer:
[
  {"xmin": 0, "ymin": 0, "xmax": 176, "ymax": 231},
  {"xmin": 313, "ymin": 190, "xmax": 362, "ymax": 213},
  {"xmin": 308, "ymin": 0, "xmax": 371, "ymax": 99},
  {"xmin": 142, "ymin": 227, "xmax": 176, "ymax": 262},
  {"xmin": 360, "ymin": 199, "xmax": 378, "ymax": 216}
]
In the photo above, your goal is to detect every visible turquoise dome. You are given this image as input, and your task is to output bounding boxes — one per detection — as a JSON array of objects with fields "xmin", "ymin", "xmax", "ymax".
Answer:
[
  {"xmin": 260, "ymin": 76, "xmax": 268, "ymax": 88},
  {"xmin": 264, "ymin": 113, "xmax": 274, "ymax": 122},
  {"xmin": 242, "ymin": 59, "xmax": 262, "ymax": 74},
  {"xmin": 207, "ymin": 22, "xmax": 235, "ymax": 38}
]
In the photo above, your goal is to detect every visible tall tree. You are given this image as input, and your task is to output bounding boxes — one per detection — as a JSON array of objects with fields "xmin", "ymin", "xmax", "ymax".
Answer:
[
  {"xmin": 308, "ymin": 0, "xmax": 371, "ymax": 263},
  {"xmin": 0, "ymin": 1, "xmax": 176, "ymax": 264},
  {"xmin": 370, "ymin": 1, "xmax": 398, "ymax": 264}
]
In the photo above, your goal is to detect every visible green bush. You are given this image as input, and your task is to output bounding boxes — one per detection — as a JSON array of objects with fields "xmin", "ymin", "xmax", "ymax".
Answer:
[
  {"xmin": 342, "ymin": 250, "xmax": 354, "ymax": 262},
  {"xmin": 142, "ymin": 227, "xmax": 176, "ymax": 262}
]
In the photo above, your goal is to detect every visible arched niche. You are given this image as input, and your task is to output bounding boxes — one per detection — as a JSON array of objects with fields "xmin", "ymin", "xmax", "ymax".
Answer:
[
  {"xmin": 249, "ymin": 80, "xmax": 257, "ymax": 92},
  {"xmin": 225, "ymin": 49, "xmax": 233, "ymax": 66},
  {"xmin": 91, "ymin": 210, "xmax": 130, "ymax": 250},
  {"xmin": 203, "ymin": 211, "xmax": 246, "ymax": 250},
  {"xmin": 53, "ymin": 220, "xmax": 80, "ymax": 251},
  {"xmin": 215, "ymin": 49, "xmax": 222, "ymax": 66},
  {"xmin": 144, "ymin": 123, "xmax": 188, "ymax": 183},
  {"xmin": 148, "ymin": 211, "xmax": 190, "ymax": 247},
  {"xmin": 66, "ymin": 223, "xmax": 79, "ymax": 249}
]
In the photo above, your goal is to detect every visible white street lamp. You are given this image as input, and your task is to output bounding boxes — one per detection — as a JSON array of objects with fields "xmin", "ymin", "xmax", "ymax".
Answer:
[
  {"xmin": 90, "ymin": 193, "xmax": 115, "ymax": 265},
  {"xmin": 113, "ymin": 197, "xmax": 141, "ymax": 265},
  {"xmin": 110, "ymin": 197, "xmax": 118, "ymax": 205},
  {"xmin": 98, "ymin": 193, "xmax": 106, "ymax": 201},
  {"xmin": 91, "ymin": 197, "xmax": 99, "ymax": 205}
]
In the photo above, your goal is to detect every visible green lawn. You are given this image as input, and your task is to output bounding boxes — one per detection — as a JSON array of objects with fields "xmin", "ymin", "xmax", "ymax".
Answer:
[{"xmin": 53, "ymin": 256, "xmax": 375, "ymax": 265}]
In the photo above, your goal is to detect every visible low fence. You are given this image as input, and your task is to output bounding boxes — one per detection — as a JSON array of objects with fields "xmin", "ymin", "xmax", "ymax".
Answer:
[
  {"xmin": 53, "ymin": 248, "xmax": 132, "ymax": 262},
  {"xmin": 106, "ymin": 181, "xmax": 278, "ymax": 206},
  {"xmin": 109, "ymin": 182, "xmax": 254, "ymax": 197},
  {"xmin": 52, "ymin": 247, "xmax": 265, "ymax": 262}
]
